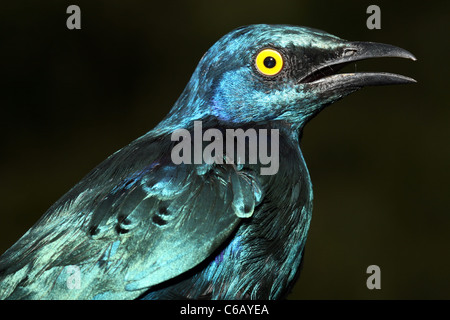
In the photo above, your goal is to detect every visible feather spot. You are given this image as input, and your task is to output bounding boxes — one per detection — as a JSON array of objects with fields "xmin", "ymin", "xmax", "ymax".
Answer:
[
  {"xmin": 115, "ymin": 224, "xmax": 130, "ymax": 234},
  {"xmin": 158, "ymin": 206, "xmax": 170, "ymax": 216},
  {"xmin": 152, "ymin": 215, "xmax": 168, "ymax": 226},
  {"xmin": 18, "ymin": 275, "xmax": 29, "ymax": 286},
  {"xmin": 88, "ymin": 225, "xmax": 99, "ymax": 237}
]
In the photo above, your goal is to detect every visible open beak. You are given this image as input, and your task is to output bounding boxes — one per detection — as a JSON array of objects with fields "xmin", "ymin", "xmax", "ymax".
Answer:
[{"xmin": 299, "ymin": 41, "xmax": 417, "ymax": 88}]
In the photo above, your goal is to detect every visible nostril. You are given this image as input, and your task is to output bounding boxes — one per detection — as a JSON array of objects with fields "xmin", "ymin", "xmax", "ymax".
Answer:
[{"xmin": 343, "ymin": 48, "xmax": 358, "ymax": 57}]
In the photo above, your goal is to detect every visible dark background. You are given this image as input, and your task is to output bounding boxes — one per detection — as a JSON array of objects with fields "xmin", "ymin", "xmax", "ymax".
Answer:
[{"xmin": 0, "ymin": 0, "xmax": 448, "ymax": 299}]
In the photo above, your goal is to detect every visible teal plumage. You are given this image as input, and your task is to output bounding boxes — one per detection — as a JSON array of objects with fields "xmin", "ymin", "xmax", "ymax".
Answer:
[{"xmin": 0, "ymin": 24, "xmax": 415, "ymax": 299}]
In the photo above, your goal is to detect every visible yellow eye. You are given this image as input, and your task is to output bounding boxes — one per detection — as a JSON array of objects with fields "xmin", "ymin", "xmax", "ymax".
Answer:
[{"xmin": 255, "ymin": 48, "xmax": 284, "ymax": 76}]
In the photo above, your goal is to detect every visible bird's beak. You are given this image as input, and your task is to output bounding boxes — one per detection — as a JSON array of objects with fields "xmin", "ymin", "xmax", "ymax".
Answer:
[{"xmin": 299, "ymin": 41, "xmax": 417, "ymax": 88}]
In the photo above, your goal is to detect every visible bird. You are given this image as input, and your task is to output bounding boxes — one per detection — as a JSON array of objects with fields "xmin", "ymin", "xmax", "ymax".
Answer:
[{"xmin": 0, "ymin": 24, "xmax": 416, "ymax": 300}]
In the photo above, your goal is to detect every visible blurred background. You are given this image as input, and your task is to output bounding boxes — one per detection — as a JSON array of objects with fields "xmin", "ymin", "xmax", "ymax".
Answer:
[{"xmin": 0, "ymin": 0, "xmax": 448, "ymax": 299}]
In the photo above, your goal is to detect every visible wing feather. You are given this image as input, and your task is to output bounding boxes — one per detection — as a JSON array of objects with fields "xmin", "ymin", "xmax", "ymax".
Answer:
[{"xmin": 0, "ymin": 134, "xmax": 263, "ymax": 299}]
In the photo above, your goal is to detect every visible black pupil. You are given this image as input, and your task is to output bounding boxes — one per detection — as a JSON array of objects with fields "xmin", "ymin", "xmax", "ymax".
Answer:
[{"xmin": 263, "ymin": 56, "xmax": 276, "ymax": 68}]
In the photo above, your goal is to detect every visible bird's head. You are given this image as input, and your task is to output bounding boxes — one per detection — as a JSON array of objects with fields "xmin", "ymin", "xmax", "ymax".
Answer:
[{"xmin": 159, "ymin": 24, "xmax": 416, "ymax": 132}]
